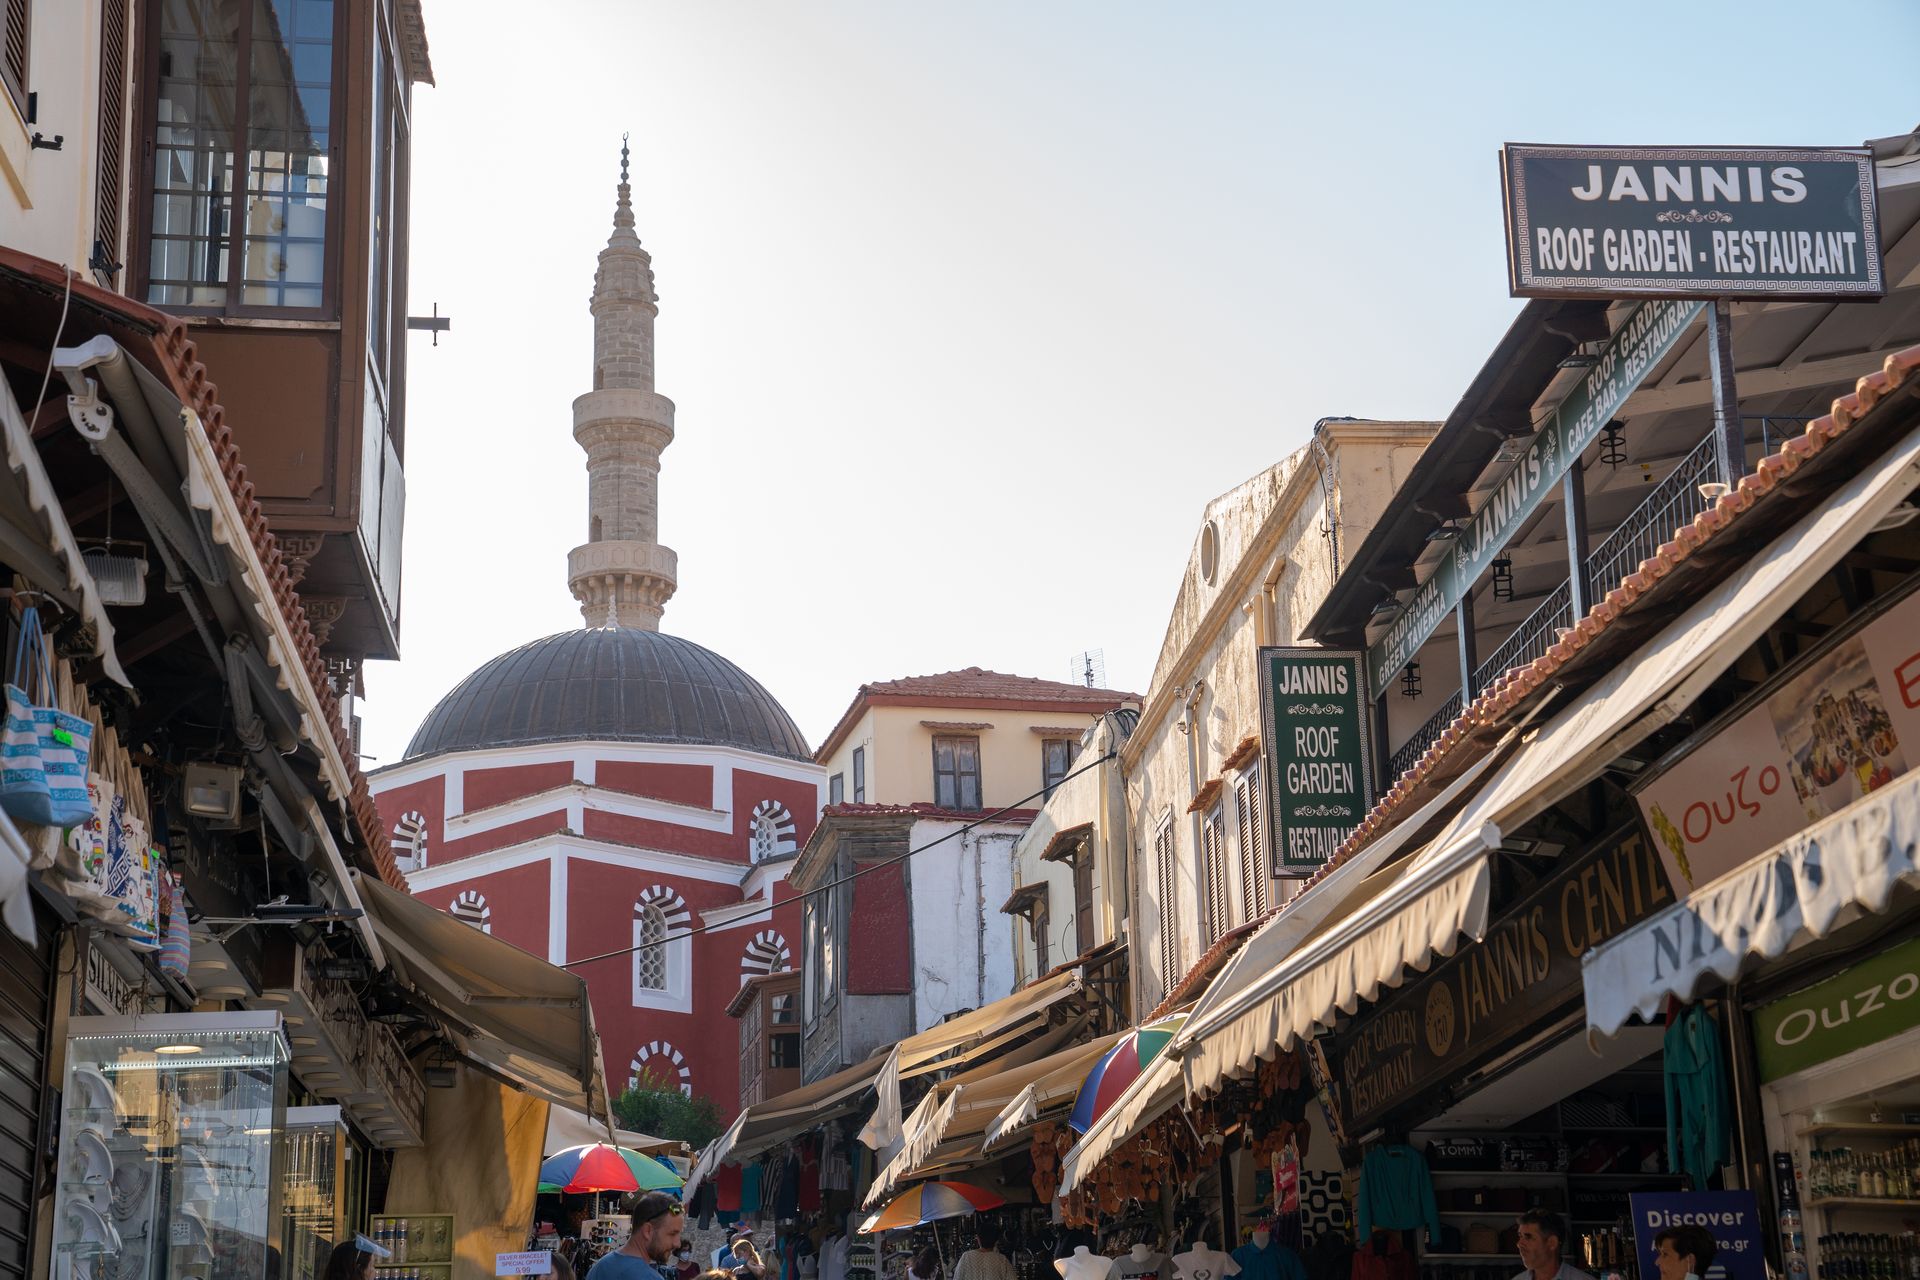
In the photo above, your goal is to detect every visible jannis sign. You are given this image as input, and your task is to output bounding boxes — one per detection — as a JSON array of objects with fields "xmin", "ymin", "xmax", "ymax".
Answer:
[{"xmin": 1258, "ymin": 649, "xmax": 1374, "ymax": 875}]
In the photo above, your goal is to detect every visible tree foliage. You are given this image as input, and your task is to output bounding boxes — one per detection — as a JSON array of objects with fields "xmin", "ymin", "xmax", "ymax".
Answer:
[{"xmin": 613, "ymin": 1068, "xmax": 726, "ymax": 1148}]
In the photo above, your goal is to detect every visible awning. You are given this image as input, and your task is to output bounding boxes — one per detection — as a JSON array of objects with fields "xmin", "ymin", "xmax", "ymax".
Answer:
[
  {"xmin": 982, "ymin": 1031, "xmax": 1128, "ymax": 1151},
  {"xmin": 859, "ymin": 967, "xmax": 1085, "ymax": 1149},
  {"xmin": 1583, "ymin": 766, "xmax": 1920, "ymax": 1039},
  {"xmin": 352, "ymin": 871, "xmax": 611, "ymax": 1123},
  {"xmin": 682, "ymin": 1051, "xmax": 888, "ymax": 1199},
  {"xmin": 543, "ymin": 1104, "xmax": 680, "ymax": 1156}
]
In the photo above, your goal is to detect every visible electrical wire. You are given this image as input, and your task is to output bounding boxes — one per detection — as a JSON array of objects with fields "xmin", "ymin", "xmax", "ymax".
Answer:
[
  {"xmin": 29, "ymin": 266, "xmax": 75, "ymax": 432},
  {"xmin": 561, "ymin": 749, "xmax": 1118, "ymax": 968}
]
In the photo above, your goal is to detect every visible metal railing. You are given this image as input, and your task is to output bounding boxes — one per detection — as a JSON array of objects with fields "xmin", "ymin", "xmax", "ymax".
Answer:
[
  {"xmin": 1388, "ymin": 689, "xmax": 1462, "ymax": 782},
  {"xmin": 1473, "ymin": 578, "xmax": 1572, "ymax": 695},
  {"xmin": 1586, "ymin": 430, "xmax": 1723, "ymax": 597}
]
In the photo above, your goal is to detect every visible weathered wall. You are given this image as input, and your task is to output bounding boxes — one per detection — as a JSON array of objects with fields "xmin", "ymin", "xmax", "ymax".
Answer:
[
  {"xmin": 385, "ymin": 1072, "xmax": 548, "ymax": 1280},
  {"xmin": 0, "ymin": 1, "xmax": 110, "ymax": 269},
  {"xmin": 905, "ymin": 818, "xmax": 1021, "ymax": 1027}
]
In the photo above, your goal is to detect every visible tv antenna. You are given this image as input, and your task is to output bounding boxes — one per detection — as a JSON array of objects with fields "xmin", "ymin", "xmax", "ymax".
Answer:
[{"xmin": 1069, "ymin": 649, "xmax": 1106, "ymax": 690}]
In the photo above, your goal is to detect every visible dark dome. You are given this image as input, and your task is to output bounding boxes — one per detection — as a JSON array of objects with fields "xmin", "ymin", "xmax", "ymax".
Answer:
[{"xmin": 404, "ymin": 628, "xmax": 811, "ymax": 762}]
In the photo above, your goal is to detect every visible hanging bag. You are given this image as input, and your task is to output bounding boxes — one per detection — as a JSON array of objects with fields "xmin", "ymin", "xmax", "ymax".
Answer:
[{"xmin": 0, "ymin": 607, "xmax": 95, "ymax": 827}]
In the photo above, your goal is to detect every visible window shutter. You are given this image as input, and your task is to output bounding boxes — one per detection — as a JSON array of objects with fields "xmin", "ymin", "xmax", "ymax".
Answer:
[
  {"xmin": 2, "ymin": 0, "xmax": 26, "ymax": 111},
  {"xmin": 94, "ymin": 0, "xmax": 129, "ymax": 282},
  {"xmin": 1236, "ymin": 769, "xmax": 1268, "ymax": 919},
  {"xmin": 1155, "ymin": 819, "xmax": 1179, "ymax": 999},
  {"xmin": 1202, "ymin": 809, "xmax": 1228, "ymax": 944}
]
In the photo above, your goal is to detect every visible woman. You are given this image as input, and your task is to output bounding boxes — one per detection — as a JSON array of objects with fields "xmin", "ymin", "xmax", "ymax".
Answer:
[
  {"xmin": 729, "ymin": 1240, "xmax": 769, "ymax": 1280},
  {"xmin": 324, "ymin": 1238, "xmax": 382, "ymax": 1280},
  {"xmin": 549, "ymin": 1254, "xmax": 576, "ymax": 1280},
  {"xmin": 908, "ymin": 1248, "xmax": 941, "ymax": 1280}
]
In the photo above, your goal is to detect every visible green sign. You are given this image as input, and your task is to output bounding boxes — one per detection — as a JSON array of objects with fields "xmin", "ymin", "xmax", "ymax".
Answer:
[
  {"xmin": 1503, "ymin": 144, "xmax": 1884, "ymax": 300},
  {"xmin": 1367, "ymin": 298, "xmax": 1705, "ymax": 693},
  {"xmin": 1259, "ymin": 648, "xmax": 1374, "ymax": 874},
  {"xmin": 1751, "ymin": 934, "xmax": 1920, "ymax": 1082}
]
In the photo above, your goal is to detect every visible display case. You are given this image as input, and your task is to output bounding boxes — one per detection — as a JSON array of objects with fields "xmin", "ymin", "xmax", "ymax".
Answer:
[
  {"xmin": 368, "ymin": 1213, "xmax": 454, "ymax": 1280},
  {"xmin": 53, "ymin": 1012, "xmax": 289, "ymax": 1280},
  {"xmin": 283, "ymin": 1107, "xmax": 356, "ymax": 1280}
]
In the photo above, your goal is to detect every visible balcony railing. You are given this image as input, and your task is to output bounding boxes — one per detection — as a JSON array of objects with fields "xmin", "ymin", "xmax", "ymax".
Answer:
[
  {"xmin": 1586, "ymin": 430, "xmax": 1722, "ymax": 596},
  {"xmin": 1389, "ymin": 689, "xmax": 1463, "ymax": 783},
  {"xmin": 1473, "ymin": 578, "xmax": 1573, "ymax": 696}
]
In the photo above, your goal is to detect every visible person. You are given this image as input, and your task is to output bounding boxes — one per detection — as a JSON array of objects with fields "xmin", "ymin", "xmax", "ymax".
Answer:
[
  {"xmin": 585, "ymin": 1191, "xmax": 685, "ymax": 1280},
  {"xmin": 908, "ymin": 1247, "xmax": 941, "ymax": 1280},
  {"xmin": 729, "ymin": 1239, "xmax": 769, "ymax": 1280},
  {"xmin": 717, "ymin": 1231, "xmax": 757, "ymax": 1271},
  {"xmin": 551, "ymin": 1255, "xmax": 577, "ymax": 1280},
  {"xmin": 1652, "ymin": 1226, "xmax": 1717, "ymax": 1280},
  {"xmin": 951, "ymin": 1224, "xmax": 1016, "ymax": 1280},
  {"xmin": 1514, "ymin": 1210, "xmax": 1596, "ymax": 1280},
  {"xmin": 673, "ymin": 1245, "xmax": 701, "ymax": 1280}
]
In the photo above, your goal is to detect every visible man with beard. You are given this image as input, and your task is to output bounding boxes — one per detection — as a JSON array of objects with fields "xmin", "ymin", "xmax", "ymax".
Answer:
[{"xmin": 587, "ymin": 1193, "xmax": 685, "ymax": 1280}]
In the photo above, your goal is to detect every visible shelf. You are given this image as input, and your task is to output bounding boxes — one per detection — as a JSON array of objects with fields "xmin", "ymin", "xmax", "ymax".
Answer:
[
  {"xmin": 1422, "ymin": 1254, "xmax": 1520, "ymax": 1262},
  {"xmin": 1431, "ymin": 1170, "xmax": 1567, "ymax": 1179},
  {"xmin": 1568, "ymin": 1172, "xmax": 1680, "ymax": 1180},
  {"xmin": 1563, "ymin": 1127, "xmax": 1665, "ymax": 1135},
  {"xmin": 1799, "ymin": 1123, "xmax": 1920, "ymax": 1139},
  {"xmin": 1806, "ymin": 1197, "xmax": 1920, "ymax": 1209}
]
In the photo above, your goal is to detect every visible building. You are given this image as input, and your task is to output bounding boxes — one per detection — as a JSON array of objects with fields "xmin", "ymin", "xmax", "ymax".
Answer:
[
  {"xmin": 370, "ymin": 150, "xmax": 823, "ymax": 1119},
  {"xmin": 1119, "ymin": 420, "xmax": 1436, "ymax": 1015},
  {"xmin": 798, "ymin": 669, "xmax": 1137, "ymax": 1081}
]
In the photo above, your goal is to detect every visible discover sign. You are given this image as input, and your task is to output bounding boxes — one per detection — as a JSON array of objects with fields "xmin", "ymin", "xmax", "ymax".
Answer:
[
  {"xmin": 1502, "ymin": 143, "xmax": 1883, "ymax": 299},
  {"xmin": 1258, "ymin": 648, "xmax": 1374, "ymax": 874}
]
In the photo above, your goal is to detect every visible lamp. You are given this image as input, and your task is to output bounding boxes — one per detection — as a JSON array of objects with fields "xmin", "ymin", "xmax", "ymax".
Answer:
[
  {"xmin": 1428, "ymin": 521, "xmax": 1463, "ymax": 542},
  {"xmin": 183, "ymin": 762, "xmax": 242, "ymax": 821},
  {"xmin": 1491, "ymin": 557, "xmax": 1515, "ymax": 603},
  {"xmin": 1401, "ymin": 662, "xmax": 1422, "ymax": 699},
  {"xmin": 1599, "ymin": 422, "xmax": 1626, "ymax": 468},
  {"xmin": 1370, "ymin": 595, "xmax": 1401, "ymax": 621}
]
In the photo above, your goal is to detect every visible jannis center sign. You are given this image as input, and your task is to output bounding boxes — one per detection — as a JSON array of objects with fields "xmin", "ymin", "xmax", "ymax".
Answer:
[
  {"xmin": 1258, "ymin": 648, "xmax": 1375, "ymax": 875},
  {"xmin": 1502, "ymin": 143, "xmax": 1884, "ymax": 300}
]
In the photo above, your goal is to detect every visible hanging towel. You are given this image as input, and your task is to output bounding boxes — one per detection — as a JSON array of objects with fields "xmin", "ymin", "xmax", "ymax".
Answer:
[{"xmin": 1664, "ymin": 1003, "xmax": 1730, "ymax": 1188}]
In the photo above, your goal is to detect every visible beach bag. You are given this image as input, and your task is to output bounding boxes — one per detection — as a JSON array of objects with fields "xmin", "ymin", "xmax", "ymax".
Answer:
[
  {"xmin": 158, "ymin": 869, "xmax": 191, "ymax": 979},
  {"xmin": 0, "ymin": 608, "xmax": 93, "ymax": 827}
]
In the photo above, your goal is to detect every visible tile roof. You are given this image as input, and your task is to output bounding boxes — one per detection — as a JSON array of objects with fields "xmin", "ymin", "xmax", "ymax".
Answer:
[
  {"xmin": 818, "ymin": 801, "xmax": 1041, "ymax": 825},
  {"xmin": 816, "ymin": 668, "xmax": 1140, "ymax": 761},
  {"xmin": 0, "ymin": 247, "xmax": 402, "ymax": 890},
  {"xmin": 1311, "ymin": 342, "xmax": 1920, "ymax": 894}
]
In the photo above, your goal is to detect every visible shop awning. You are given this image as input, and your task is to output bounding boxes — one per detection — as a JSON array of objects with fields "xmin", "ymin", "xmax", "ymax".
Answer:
[
  {"xmin": 1583, "ymin": 767, "xmax": 1920, "ymax": 1039},
  {"xmin": 352, "ymin": 871, "xmax": 611, "ymax": 1122},
  {"xmin": 682, "ymin": 1051, "xmax": 889, "ymax": 1198},
  {"xmin": 982, "ymin": 1031, "xmax": 1128, "ymax": 1151},
  {"xmin": 859, "ymin": 967, "xmax": 1085, "ymax": 1149},
  {"xmin": 543, "ymin": 1104, "xmax": 680, "ymax": 1156}
]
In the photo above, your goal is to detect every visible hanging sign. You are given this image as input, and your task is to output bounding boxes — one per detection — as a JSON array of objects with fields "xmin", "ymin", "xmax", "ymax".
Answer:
[
  {"xmin": 1503, "ymin": 144, "xmax": 1883, "ymax": 299},
  {"xmin": 1366, "ymin": 298, "xmax": 1703, "ymax": 692},
  {"xmin": 1634, "ymin": 587, "xmax": 1920, "ymax": 893},
  {"xmin": 1258, "ymin": 648, "xmax": 1374, "ymax": 873},
  {"xmin": 1628, "ymin": 1191, "xmax": 1766, "ymax": 1280},
  {"xmin": 1751, "ymin": 933, "xmax": 1920, "ymax": 1082},
  {"xmin": 1326, "ymin": 823, "xmax": 1673, "ymax": 1131}
]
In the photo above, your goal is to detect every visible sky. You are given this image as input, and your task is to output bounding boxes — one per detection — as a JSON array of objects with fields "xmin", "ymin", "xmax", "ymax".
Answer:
[{"xmin": 359, "ymin": 0, "xmax": 1920, "ymax": 768}]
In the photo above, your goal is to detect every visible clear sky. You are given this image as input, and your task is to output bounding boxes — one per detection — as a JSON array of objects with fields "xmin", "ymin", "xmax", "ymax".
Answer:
[{"xmin": 359, "ymin": 0, "xmax": 1920, "ymax": 767}]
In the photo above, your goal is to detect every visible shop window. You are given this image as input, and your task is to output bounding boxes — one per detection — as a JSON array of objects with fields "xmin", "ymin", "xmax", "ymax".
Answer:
[{"xmin": 933, "ymin": 735, "xmax": 982, "ymax": 811}]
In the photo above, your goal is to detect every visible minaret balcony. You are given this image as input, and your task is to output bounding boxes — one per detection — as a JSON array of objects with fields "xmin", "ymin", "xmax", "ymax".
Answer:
[
  {"xmin": 567, "ymin": 540, "xmax": 679, "ymax": 589},
  {"xmin": 571, "ymin": 388, "xmax": 675, "ymax": 448}
]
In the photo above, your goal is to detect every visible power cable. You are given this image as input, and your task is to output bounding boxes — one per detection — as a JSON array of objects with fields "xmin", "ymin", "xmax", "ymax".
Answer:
[{"xmin": 562, "ymin": 749, "xmax": 1118, "ymax": 968}]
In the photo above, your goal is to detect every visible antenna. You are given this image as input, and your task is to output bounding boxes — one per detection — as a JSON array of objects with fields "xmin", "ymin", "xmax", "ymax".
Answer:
[{"xmin": 1069, "ymin": 649, "xmax": 1106, "ymax": 690}]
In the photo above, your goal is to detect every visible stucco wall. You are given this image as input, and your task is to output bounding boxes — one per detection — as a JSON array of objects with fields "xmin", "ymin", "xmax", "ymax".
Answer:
[
  {"xmin": 1122, "ymin": 421, "xmax": 1436, "ymax": 1015},
  {"xmin": 905, "ymin": 818, "xmax": 1020, "ymax": 1027},
  {"xmin": 823, "ymin": 703, "xmax": 1113, "ymax": 811},
  {"xmin": 1, "ymin": 1, "xmax": 111, "ymax": 270}
]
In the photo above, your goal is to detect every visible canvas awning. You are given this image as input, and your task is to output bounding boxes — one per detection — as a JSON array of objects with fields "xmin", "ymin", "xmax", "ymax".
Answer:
[
  {"xmin": 859, "ymin": 967, "xmax": 1085, "ymax": 1149},
  {"xmin": 982, "ymin": 1030, "xmax": 1128, "ymax": 1151},
  {"xmin": 543, "ymin": 1104, "xmax": 680, "ymax": 1157},
  {"xmin": 682, "ymin": 1051, "xmax": 889, "ymax": 1198},
  {"xmin": 352, "ymin": 871, "xmax": 611, "ymax": 1122},
  {"xmin": 1583, "ymin": 766, "xmax": 1920, "ymax": 1039}
]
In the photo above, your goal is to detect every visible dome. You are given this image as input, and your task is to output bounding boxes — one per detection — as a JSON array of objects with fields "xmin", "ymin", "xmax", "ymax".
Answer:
[{"xmin": 404, "ymin": 628, "xmax": 811, "ymax": 762}]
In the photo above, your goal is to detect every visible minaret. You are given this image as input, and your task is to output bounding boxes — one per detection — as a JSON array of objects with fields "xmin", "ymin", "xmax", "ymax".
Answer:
[{"xmin": 567, "ymin": 136, "xmax": 679, "ymax": 630}]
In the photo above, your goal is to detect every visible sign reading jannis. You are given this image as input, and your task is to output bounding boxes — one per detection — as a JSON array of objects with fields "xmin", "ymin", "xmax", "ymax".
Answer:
[
  {"xmin": 1503, "ymin": 143, "xmax": 1883, "ymax": 299},
  {"xmin": 1258, "ymin": 648, "xmax": 1374, "ymax": 876}
]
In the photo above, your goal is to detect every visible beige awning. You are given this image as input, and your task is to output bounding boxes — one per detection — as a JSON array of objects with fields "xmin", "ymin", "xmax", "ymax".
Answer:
[
  {"xmin": 543, "ymin": 1105, "xmax": 681, "ymax": 1157},
  {"xmin": 683, "ymin": 1051, "xmax": 888, "ymax": 1198},
  {"xmin": 982, "ymin": 1031, "xmax": 1127, "ymax": 1151},
  {"xmin": 352, "ymin": 871, "xmax": 611, "ymax": 1123},
  {"xmin": 859, "ymin": 967, "xmax": 1085, "ymax": 1149},
  {"xmin": 1583, "ymin": 766, "xmax": 1920, "ymax": 1039}
]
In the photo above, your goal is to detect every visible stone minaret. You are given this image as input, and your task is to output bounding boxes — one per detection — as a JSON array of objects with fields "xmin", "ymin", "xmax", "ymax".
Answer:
[{"xmin": 567, "ymin": 137, "xmax": 678, "ymax": 630}]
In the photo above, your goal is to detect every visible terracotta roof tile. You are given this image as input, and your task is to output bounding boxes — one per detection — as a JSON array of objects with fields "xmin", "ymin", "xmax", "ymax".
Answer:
[
  {"xmin": 1311, "ymin": 341, "xmax": 1920, "ymax": 888},
  {"xmin": 861, "ymin": 667, "xmax": 1140, "ymax": 704},
  {"xmin": 1147, "ymin": 916, "xmax": 1264, "ymax": 1021}
]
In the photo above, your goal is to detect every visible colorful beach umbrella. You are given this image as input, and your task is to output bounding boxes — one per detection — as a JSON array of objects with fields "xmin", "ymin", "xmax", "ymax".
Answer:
[
  {"xmin": 862, "ymin": 1181, "xmax": 1006, "ymax": 1233},
  {"xmin": 1068, "ymin": 1015, "xmax": 1188, "ymax": 1134},
  {"xmin": 538, "ymin": 1143, "xmax": 684, "ymax": 1194}
]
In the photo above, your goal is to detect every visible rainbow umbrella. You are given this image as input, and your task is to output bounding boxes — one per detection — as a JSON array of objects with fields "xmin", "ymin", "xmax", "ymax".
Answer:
[
  {"xmin": 538, "ymin": 1143, "xmax": 683, "ymax": 1194},
  {"xmin": 862, "ymin": 1181, "xmax": 1006, "ymax": 1233},
  {"xmin": 1068, "ymin": 1014, "xmax": 1187, "ymax": 1134}
]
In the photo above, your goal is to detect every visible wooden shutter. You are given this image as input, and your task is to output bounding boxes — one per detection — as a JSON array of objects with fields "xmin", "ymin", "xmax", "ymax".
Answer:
[
  {"xmin": 1155, "ymin": 819, "xmax": 1178, "ymax": 998},
  {"xmin": 1073, "ymin": 844, "xmax": 1094, "ymax": 955},
  {"xmin": 1201, "ymin": 808, "xmax": 1228, "ymax": 943},
  {"xmin": 2, "ymin": 0, "xmax": 26, "ymax": 113},
  {"xmin": 1236, "ymin": 769, "xmax": 1268, "ymax": 920},
  {"xmin": 94, "ymin": 0, "xmax": 130, "ymax": 281}
]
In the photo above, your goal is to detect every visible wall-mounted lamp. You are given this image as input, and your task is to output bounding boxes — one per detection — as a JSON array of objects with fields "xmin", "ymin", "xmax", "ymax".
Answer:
[
  {"xmin": 1599, "ymin": 422, "xmax": 1627, "ymax": 468},
  {"xmin": 1401, "ymin": 662, "xmax": 1422, "ymax": 700},
  {"xmin": 1491, "ymin": 558, "xmax": 1514, "ymax": 603}
]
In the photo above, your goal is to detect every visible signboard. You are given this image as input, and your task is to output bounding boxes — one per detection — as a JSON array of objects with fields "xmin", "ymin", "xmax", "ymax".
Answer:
[
  {"xmin": 1635, "ymin": 588, "xmax": 1920, "ymax": 893},
  {"xmin": 496, "ymin": 1253, "xmax": 552, "ymax": 1277},
  {"xmin": 1628, "ymin": 1191, "xmax": 1766, "ymax": 1280},
  {"xmin": 1751, "ymin": 933, "xmax": 1920, "ymax": 1082},
  {"xmin": 1503, "ymin": 144, "xmax": 1883, "ymax": 299},
  {"xmin": 1327, "ymin": 823, "xmax": 1673, "ymax": 1131},
  {"xmin": 1258, "ymin": 648, "xmax": 1374, "ymax": 873},
  {"xmin": 1367, "ymin": 298, "xmax": 1703, "ymax": 692}
]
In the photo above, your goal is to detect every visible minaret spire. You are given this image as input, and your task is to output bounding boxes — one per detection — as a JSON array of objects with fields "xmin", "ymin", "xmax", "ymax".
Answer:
[{"xmin": 566, "ymin": 136, "xmax": 679, "ymax": 630}]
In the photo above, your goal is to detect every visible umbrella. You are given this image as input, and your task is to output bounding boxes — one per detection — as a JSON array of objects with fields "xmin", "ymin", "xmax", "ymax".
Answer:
[
  {"xmin": 862, "ymin": 1181, "xmax": 1006, "ymax": 1233},
  {"xmin": 1067, "ymin": 1014, "xmax": 1187, "ymax": 1134},
  {"xmin": 538, "ymin": 1143, "xmax": 684, "ymax": 1194}
]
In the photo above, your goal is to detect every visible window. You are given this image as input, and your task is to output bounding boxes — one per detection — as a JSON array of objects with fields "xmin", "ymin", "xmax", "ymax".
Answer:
[
  {"xmin": 810, "ymin": 884, "xmax": 838, "ymax": 1014},
  {"xmin": 769, "ymin": 1030, "xmax": 801, "ymax": 1070},
  {"xmin": 1042, "ymin": 737, "xmax": 1079, "ymax": 796},
  {"xmin": 634, "ymin": 905, "xmax": 667, "ymax": 991},
  {"xmin": 828, "ymin": 773, "xmax": 844, "ymax": 805},
  {"xmin": 1201, "ymin": 806, "xmax": 1229, "ymax": 944},
  {"xmin": 852, "ymin": 747, "xmax": 866, "ymax": 803},
  {"xmin": 748, "ymin": 801, "xmax": 795, "ymax": 862},
  {"xmin": 933, "ymin": 735, "xmax": 982, "ymax": 811},
  {"xmin": 3, "ymin": 0, "xmax": 28, "ymax": 116},
  {"xmin": 752, "ymin": 814, "xmax": 778, "ymax": 862},
  {"xmin": 769, "ymin": 992, "xmax": 796, "ymax": 1025},
  {"xmin": 449, "ymin": 890, "xmax": 489, "ymax": 934},
  {"xmin": 1235, "ymin": 767, "xmax": 1271, "ymax": 922},
  {"xmin": 1154, "ymin": 816, "xmax": 1179, "ymax": 997},
  {"xmin": 1032, "ymin": 900, "xmax": 1050, "ymax": 975},
  {"xmin": 365, "ymin": 8, "xmax": 410, "ymax": 406},
  {"xmin": 1071, "ymin": 842, "xmax": 1095, "ymax": 956},
  {"xmin": 142, "ymin": 0, "xmax": 340, "ymax": 311}
]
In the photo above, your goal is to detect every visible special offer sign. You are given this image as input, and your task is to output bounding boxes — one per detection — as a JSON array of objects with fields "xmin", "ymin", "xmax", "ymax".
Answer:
[{"xmin": 1635, "ymin": 589, "xmax": 1920, "ymax": 892}]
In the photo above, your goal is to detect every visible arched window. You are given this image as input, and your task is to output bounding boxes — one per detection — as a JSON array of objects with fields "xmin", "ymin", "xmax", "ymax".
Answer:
[
  {"xmin": 450, "ymin": 890, "xmax": 490, "ymax": 934},
  {"xmin": 748, "ymin": 800, "xmax": 796, "ymax": 863},
  {"xmin": 629, "ymin": 1041, "xmax": 692, "ymax": 1097},
  {"xmin": 632, "ymin": 886, "xmax": 691, "ymax": 1005},
  {"xmin": 740, "ymin": 930, "xmax": 791, "ymax": 980},
  {"xmin": 391, "ymin": 811, "xmax": 429, "ymax": 871},
  {"xmin": 635, "ymin": 905, "xmax": 668, "ymax": 991}
]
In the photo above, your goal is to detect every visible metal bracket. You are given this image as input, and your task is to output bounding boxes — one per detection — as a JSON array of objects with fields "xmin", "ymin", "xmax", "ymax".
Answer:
[{"xmin": 64, "ymin": 379, "xmax": 114, "ymax": 440}]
